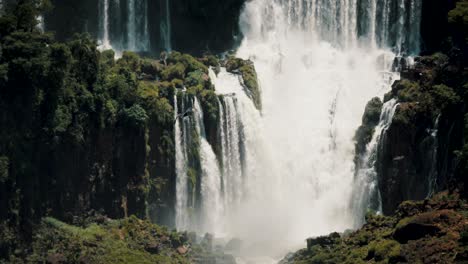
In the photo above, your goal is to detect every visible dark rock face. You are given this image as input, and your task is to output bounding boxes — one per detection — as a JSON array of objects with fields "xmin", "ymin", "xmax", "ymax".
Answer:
[
  {"xmin": 306, "ymin": 232, "xmax": 341, "ymax": 251},
  {"xmin": 45, "ymin": 0, "xmax": 246, "ymax": 55},
  {"xmin": 171, "ymin": 0, "xmax": 245, "ymax": 55},
  {"xmin": 354, "ymin": 97, "xmax": 383, "ymax": 167},
  {"xmin": 420, "ymin": 0, "xmax": 456, "ymax": 54},
  {"xmin": 45, "ymin": 0, "xmax": 99, "ymax": 41},
  {"xmin": 393, "ymin": 222, "xmax": 440, "ymax": 243},
  {"xmin": 375, "ymin": 54, "xmax": 465, "ymax": 215}
]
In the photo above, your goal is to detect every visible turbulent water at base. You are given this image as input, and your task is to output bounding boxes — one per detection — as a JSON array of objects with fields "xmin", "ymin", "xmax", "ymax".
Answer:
[
  {"xmin": 98, "ymin": 0, "xmax": 149, "ymax": 52},
  {"xmin": 172, "ymin": 0, "xmax": 422, "ymax": 261},
  {"xmin": 353, "ymin": 99, "xmax": 399, "ymax": 223}
]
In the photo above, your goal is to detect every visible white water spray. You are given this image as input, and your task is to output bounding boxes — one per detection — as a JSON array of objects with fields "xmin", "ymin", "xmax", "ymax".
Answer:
[{"xmin": 174, "ymin": 0, "xmax": 422, "ymax": 260}]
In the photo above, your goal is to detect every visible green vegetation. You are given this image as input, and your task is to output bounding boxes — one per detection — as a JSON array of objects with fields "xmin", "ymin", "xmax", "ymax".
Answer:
[
  {"xmin": 0, "ymin": 2, "xmax": 254, "ymax": 262},
  {"xmin": 283, "ymin": 192, "xmax": 468, "ymax": 264},
  {"xmin": 448, "ymin": 0, "xmax": 468, "ymax": 43},
  {"xmin": 354, "ymin": 97, "xmax": 383, "ymax": 163},
  {"xmin": 15, "ymin": 216, "xmax": 189, "ymax": 264},
  {"xmin": 225, "ymin": 56, "xmax": 262, "ymax": 110}
]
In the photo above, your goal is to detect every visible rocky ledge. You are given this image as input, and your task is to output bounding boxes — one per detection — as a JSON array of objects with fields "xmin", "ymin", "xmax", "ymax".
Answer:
[{"xmin": 281, "ymin": 192, "xmax": 468, "ymax": 264}]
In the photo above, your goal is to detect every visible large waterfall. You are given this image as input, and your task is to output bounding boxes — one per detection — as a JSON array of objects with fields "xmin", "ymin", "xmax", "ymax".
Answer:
[{"xmin": 171, "ymin": 0, "xmax": 422, "ymax": 260}]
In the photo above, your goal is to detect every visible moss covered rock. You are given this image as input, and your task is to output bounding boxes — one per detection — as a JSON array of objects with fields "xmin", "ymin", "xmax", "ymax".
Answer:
[
  {"xmin": 225, "ymin": 56, "xmax": 262, "ymax": 110},
  {"xmin": 282, "ymin": 192, "xmax": 468, "ymax": 264}
]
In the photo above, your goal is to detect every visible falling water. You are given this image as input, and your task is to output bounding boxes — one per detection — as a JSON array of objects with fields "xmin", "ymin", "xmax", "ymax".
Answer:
[
  {"xmin": 427, "ymin": 115, "xmax": 440, "ymax": 197},
  {"xmin": 175, "ymin": 95, "xmax": 189, "ymax": 231},
  {"xmin": 352, "ymin": 99, "xmax": 399, "ymax": 225},
  {"xmin": 37, "ymin": 15, "xmax": 44, "ymax": 31},
  {"xmin": 98, "ymin": 0, "xmax": 149, "ymax": 52},
  {"xmin": 99, "ymin": 0, "xmax": 112, "ymax": 50},
  {"xmin": 234, "ymin": 0, "xmax": 421, "ymax": 255},
  {"xmin": 173, "ymin": 0, "xmax": 422, "ymax": 260},
  {"xmin": 192, "ymin": 97, "xmax": 224, "ymax": 234},
  {"xmin": 161, "ymin": 0, "xmax": 172, "ymax": 52},
  {"xmin": 127, "ymin": 0, "xmax": 137, "ymax": 51}
]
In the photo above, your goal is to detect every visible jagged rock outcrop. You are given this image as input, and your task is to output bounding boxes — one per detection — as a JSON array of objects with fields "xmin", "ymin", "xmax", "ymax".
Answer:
[{"xmin": 375, "ymin": 53, "xmax": 466, "ymax": 214}]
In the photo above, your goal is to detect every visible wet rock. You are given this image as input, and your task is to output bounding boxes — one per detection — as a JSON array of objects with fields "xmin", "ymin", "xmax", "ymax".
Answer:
[
  {"xmin": 393, "ymin": 211, "xmax": 447, "ymax": 243},
  {"xmin": 46, "ymin": 253, "xmax": 66, "ymax": 264},
  {"xmin": 177, "ymin": 245, "xmax": 189, "ymax": 255},
  {"xmin": 145, "ymin": 241, "xmax": 160, "ymax": 254},
  {"xmin": 306, "ymin": 232, "xmax": 340, "ymax": 250},
  {"xmin": 394, "ymin": 222, "xmax": 440, "ymax": 243}
]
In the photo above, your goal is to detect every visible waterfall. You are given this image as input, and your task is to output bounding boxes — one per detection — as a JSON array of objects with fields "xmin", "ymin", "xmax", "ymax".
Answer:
[
  {"xmin": 37, "ymin": 15, "xmax": 44, "ymax": 31},
  {"xmin": 352, "ymin": 99, "xmax": 399, "ymax": 225},
  {"xmin": 161, "ymin": 0, "xmax": 172, "ymax": 52},
  {"xmin": 127, "ymin": 0, "xmax": 137, "ymax": 51},
  {"xmin": 218, "ymin": 96, "xmax": 244, "ymax": 208},
  {"xmin": 192, "ymin": 97, "xmax": 224, "ymax": 234},
  {"xmin": 175, "ymin": 94, "xmax": 226, "ymax": 234},
  {"xmin": 99, "ymin": 0, "xmax": 112, "ymax": 50},
  {"xmin": 427, "ymin": 115, "xmax": 440, "ymax": 197},
  {"xmin": 171, "ymin": 0, "xmax": 422, "ymax": 259},
  {"xmin": 127, "ymin": 0, "xmax": 149, "ymax": 51},
  {"xmin": 232, "ymin": 0, "xmax": 419, "ymax": 255},
  {"xmin": 97, "ymin": 0, "xmax": 149, "ymax": 52},
  {"xmin": 174, "ymin": 95, "xmax": 189, "ymax": 231}
]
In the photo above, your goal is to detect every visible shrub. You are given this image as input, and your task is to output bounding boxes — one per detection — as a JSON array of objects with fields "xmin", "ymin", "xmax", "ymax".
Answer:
[
  {"xmin": 121, "ymin": 104, "xmax": 148, "ymax": 128},
  {"xmin": 161, "ymin": 63, "xmax": 185, "ymax": 81},
  {"xmin": 0, "ymin": 156, "xmax": 9, "ymax": 183}
]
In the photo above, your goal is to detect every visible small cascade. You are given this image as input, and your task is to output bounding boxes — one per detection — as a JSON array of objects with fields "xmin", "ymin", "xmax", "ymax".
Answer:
[
  {"xmin": 37, "ymin": 15, "xmax": 44, "ymax": 31},
  {"xmin": 218, "ymin": 96, "xmax": 244, "ymax": 208},
  {"xmin": 126, "ymin": 0, "xmax": 149, "ymax": 51},
  {"xmin": 352, "ymin": 99, "xmax": 399, "ymax": 225},
  {"xmin": 99, "ymin": 0, "xmax": 112, "ymax": 50},
  {"xmin": 97, "ymin": 0, "xmax": 149, "ymax": 52},
  {"xmin": 174, "ymin": 95, "xmax": 189, "ymax": 231},
  {"xmin": 174, "ymin": 68, "xmax": 268, "ymax": 238},
  {"xmin": 427, "ymin": 115, "xmax": 440, "ymax": 197},
  {"xmin": 174, "ymin": 94, "xmax": 224, "ymax": 234},
  {"xmin": 161, "ymin": 0, "xmax": 172, "ymax": 52},
  {"xmin": 192, "ymin": 97, "xmax": 224, "ymax": 234},
  {"xmin": 127, "ymin": 0, "xmax": 136, "ymax": 51}
]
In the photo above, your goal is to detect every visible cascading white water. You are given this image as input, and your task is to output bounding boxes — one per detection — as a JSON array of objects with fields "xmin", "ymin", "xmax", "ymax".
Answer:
[
  {"xmin": 218, "ymin": 96, "xmax": 244, "ymax": 208},
  {"xmin": 99, "ymin": 0, "xmax": 112, "ymax": 50},
  {"xmin": 352, "ymin": 99, "xmax": 399, "ymax": 224},
  {"xmin": 174, "ymin": 0, "xmax": 422, "ymax": 260},
  {"xmin": 98, "ymin": 0, "xmax": 149, "ymax": 52},
  {"xmin": 37, "ymin": 15, "xmax": 44, "ymax": 31},
  {"xmin": 234, "ymin": 0, "xmax": 422, "ymax": 256},
  {"xmin": 174, "ymin": 95, "xmax": 190, "ymax": 231},
  {"xmin": 192, "ymin": 97, "xmax": 224, "ymax": 234}
]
